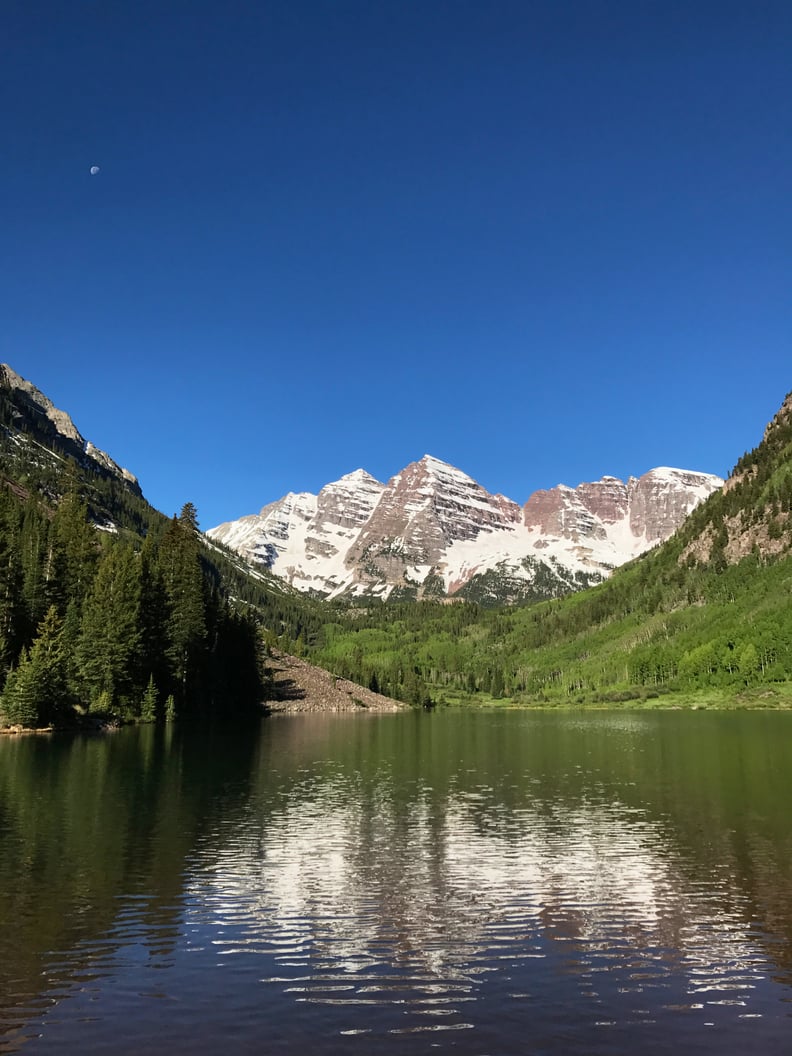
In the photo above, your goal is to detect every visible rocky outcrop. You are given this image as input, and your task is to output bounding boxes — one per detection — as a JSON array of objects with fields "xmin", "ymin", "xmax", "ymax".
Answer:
[
  {"xmin": 0, "ymin": 364, "xmax": 140, "ymax": 492},
  {"xmin": 524, "ymin": 483, "xmax": 612, "ymax": 540},
  {"xmin": 627, "ymin": 469, "xmax": 719, "ymax": 543}
]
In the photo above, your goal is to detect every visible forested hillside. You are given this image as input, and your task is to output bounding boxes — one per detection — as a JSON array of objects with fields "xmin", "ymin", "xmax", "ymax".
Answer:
[
  {"xmin": 309, "ymin": 393, "xmax": 792, "ymax": 707},
  {"xmin": 0, "ymin": 371, "xmax": 325, "ymax": 728}
]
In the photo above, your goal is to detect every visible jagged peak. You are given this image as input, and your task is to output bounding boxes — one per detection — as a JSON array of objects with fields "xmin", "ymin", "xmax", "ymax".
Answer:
[
  {"xmin": 636, "ymin": 467, "xmax": 723, "ymax": 490},
  {"xmin": 0, "ymin": 363, "xmax": 139, "ymax": 487},
  {"xmin": 332, "ymin": 468, "xmax": 384, "ymax": 487},
  {"xmin": 1, "ymin": 363, "xmax": 84, "ymax": 444},
  {"xmin": 278, "ymin": 490, "xmax": 316, "ymax": 505},
  {"xmin": 414, "ymin": 454, "xmax": 475, "ymax": 480}
]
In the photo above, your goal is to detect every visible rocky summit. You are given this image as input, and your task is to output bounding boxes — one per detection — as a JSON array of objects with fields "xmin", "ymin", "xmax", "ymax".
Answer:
[
  {"xmin": 208, "ymin": 456, "xmax": 723, "ymax": 605},
  {"xmin": 0, "ymin": 364, "xmax": 140, "ymax": 496}
]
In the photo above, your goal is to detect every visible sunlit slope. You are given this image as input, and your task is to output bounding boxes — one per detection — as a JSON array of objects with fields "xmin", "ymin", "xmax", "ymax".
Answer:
[{"xmin": 310, "ymin": 392, "xmax": 792, "ymax": 705}]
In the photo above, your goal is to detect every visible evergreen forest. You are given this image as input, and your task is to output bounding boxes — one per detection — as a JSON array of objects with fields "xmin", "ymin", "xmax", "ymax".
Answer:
[{"xmin": 0, "ymin": 373, "xmax": 329, "ymax": 729}]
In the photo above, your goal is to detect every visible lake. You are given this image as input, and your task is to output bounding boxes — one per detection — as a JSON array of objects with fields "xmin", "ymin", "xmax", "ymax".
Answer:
[{"xmin": 1, "ymin": 710, "xmax": 792, "ymax": 1054}]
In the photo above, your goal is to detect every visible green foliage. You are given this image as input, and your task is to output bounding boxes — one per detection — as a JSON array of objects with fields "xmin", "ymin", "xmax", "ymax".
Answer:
[
  {"xmin": 78, "ymin": 545, "xmax": 142, "ymax": 715},
  {"xmin": 0, "ymin": 383, "xmax": 271, "ymax": 727},
  {"xmin": 140, "ymin": 675, "xmax": 158, "ymax": 722},
  {"xmin": 1, "ymin": 607, "xmax": 70, "ymax": 727},
  {"xmin": 159, "ymin": 510, "xmax": 207, "ymax": 711},
  {"xmin": 306, "ymin": 397, "xmax": 792, "ymax": 708}
]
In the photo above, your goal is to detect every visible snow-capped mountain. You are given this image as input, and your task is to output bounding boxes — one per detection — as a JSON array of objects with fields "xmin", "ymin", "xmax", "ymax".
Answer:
[{"xmin": 208, "ymin": 456, "xmax": 723, "ymax": 605}]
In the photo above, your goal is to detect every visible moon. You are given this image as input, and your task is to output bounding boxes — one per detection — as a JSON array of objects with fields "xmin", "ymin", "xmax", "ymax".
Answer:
[{"xmin": 90, "ymin": 165, "xmax": 100, "ymax": 175}]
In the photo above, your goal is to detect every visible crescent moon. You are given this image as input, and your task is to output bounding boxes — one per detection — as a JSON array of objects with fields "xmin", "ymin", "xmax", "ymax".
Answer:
[{"xmin": 90, "ymin": 166, "xmax": 100, "ymax": 175}]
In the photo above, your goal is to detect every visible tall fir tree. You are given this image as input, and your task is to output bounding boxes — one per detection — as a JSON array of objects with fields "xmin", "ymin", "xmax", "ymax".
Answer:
[
  {"xmin": 77, "ymin": 544, "xmax": 142, "ymax": 715},
  {"xmin": 158, "ymin": 506, "xmax": 207, "ymax": 714},
  {"xmin": 1, "ymin": 607, "xmax": 69, "ymax": 727}
]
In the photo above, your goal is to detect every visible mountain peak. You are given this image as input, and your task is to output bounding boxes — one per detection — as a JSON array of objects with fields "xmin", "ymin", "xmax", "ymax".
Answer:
[
  {"xmin": 336, "ymin": 468, "xmax": 383, "ymax": 487},
  {"xmin": 209, "ymin": 457, "xmax": 722, "ymax": 603},
  {"xmin": 1, "ymin": 363, "xmax": 84, "ymax": 444},
  {"xmin": 0, "ymin": 363, "xmax": 139, "ymax": 490}
]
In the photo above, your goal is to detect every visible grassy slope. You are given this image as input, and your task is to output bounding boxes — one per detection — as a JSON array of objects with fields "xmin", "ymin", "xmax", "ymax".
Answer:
[{"xmin": 309, "ymin": 394, "xmax": 792, "ymax": 708}]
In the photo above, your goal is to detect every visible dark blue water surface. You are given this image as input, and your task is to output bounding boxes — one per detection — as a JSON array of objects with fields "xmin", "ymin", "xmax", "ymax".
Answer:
[{"xmin": 1, "ymin": 710, "xmax": 792, "ymax": 1054}]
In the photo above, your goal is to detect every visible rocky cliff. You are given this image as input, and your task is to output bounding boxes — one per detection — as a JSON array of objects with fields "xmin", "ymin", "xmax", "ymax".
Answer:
[{"xmin": 0, "ymin": 364, "xmax": 140, "ymax": 494}]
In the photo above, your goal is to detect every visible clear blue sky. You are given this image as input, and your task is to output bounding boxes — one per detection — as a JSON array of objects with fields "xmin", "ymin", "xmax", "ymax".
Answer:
[{"xmin": 4, "ymin": 1, "xmax": 790, "ymax": 529}]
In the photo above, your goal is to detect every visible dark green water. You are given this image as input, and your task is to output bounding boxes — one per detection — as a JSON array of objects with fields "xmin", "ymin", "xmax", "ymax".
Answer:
[{"xmin": 1, "ymin": 711, "xmax": 792, "ymax": 1054}]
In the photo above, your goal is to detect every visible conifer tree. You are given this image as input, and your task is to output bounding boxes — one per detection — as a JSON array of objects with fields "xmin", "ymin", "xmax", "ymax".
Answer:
[
  {"xmin": 0, "ymin": 511, "xmax": 25, "ymax": 673},
  {"xmin": 20, "ymin": 498, "xmax": 50, "ymax": 636},
  {"xmin": 138, "ymin": 534, "xmax": 171, "ymax": 698},
  {"xmin": 77, "ymin": 545, "xmax": 142, "ymax": 713},
  {"xmin": 50, "ymin": 491, "xmax": 98, "ymax": 611},
  {"xmin": 158, "ymin": 507, "xmax": 207, "ymax": 711},
  {"xmin": 2, "ymin": 607, "xmax": 69, "ymax": 727},
  {"xmin": 140, "ymin": 674, "xmax": 158, "ymax": 722}
]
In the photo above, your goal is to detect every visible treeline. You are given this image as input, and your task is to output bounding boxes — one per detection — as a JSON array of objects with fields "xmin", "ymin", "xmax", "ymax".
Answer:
[
  {"xmin": 0, "ymin": 489, "xmax": 264, "ymax": 728},
  {"xmin": 310, "ymin": 544, "xmax": 792, "ymax": 706}
]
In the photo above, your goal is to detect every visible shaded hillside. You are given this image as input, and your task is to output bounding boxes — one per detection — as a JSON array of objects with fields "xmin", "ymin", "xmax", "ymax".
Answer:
[{"xmin": 0, "ymin": 366, "xmax": 328, "ymax": 727}]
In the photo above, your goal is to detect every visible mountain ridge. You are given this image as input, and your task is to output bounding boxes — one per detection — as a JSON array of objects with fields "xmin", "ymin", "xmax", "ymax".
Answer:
[
  {"xmin": 0, "ymin": 364, "xmax": 140, "ymax": 494},
  {"xmin": 209, "ymin": 455, "xmax": 722, "ymax": 605}
]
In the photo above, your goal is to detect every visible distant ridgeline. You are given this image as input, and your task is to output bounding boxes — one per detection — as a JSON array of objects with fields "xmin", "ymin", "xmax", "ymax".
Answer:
[
  {"xmin": 309, "ymin": 392, "xmax": 792, "ymax": 707},
  {"xmin": 0, "ymin": 365, "xmax": 325, "ymax": 729}
]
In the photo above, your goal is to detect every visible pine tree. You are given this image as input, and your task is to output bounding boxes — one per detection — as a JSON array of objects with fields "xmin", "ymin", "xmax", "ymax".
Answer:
[
  {"xmin": 158, "ymin": 509, "xmax": 207, "ymax": 712},
  {"xmin": 50, "ymin": 490, "xmax": 98, "ymax": 611},
  {"xmin": 1, "ymin": 607, "xmax": 69, "ymax": 727},
  {"xmin": 2, "ymin": 648, "xmax": 38, "ymax": 727},
  {"xmin": 0, "ymin": 508, "xmax": 25, "ymax": 673},
  {"xmin": 77, "ymin": 545, "xmax": 142, "ymax": 713},
  {"xmin": 140, "ymin": 674, "xmax": 158, "ymax": 722},
  {"xmin": 138, "ymin": 534, "xmax": 171, "ymax": 697},
  {"xmin": 20, "ymin": 498, "xmax": 50, "ymax": 636}
]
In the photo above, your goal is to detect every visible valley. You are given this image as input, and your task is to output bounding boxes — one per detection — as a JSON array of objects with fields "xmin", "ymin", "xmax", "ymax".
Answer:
[{"xmin": 0, "ymin": 362, "xmax": 791, "ymax": 724}]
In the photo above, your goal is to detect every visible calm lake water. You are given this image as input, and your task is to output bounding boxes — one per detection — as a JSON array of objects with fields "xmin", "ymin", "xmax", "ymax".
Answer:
[{"xmin": 1, "ymin": 710, "xmax": 792, "ymax": 1054}]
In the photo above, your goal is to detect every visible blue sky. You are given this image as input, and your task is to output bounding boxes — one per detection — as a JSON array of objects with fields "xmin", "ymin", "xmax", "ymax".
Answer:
[{"xmin": 4, "ymin": 1, "xmax": 790, "ymax": 529}]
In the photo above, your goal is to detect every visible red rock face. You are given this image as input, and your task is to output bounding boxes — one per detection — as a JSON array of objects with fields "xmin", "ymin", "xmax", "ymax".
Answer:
[
  {"xmin": 523, "ymin": 488, "xmax": 567, "ymax": 534},
  {"xmin": 523, "ymin": 481, "xmax": 623, "ymax": 541},
  {"xmin": 346, "ymin": 455, "xmax": 522, "ymax": 579},
  {"xmin": 577, "ymin": 477, "xmax": 629, "ymax": 524},
  {"xmin": 522, "ymin": 469, "xmax": 722, "ymax": 546}
]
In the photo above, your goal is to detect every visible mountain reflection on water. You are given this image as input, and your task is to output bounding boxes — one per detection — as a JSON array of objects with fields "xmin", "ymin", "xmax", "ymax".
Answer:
[{"xmin": 1, "ymin": 711, "xmax": 792, "ymax": 1054}]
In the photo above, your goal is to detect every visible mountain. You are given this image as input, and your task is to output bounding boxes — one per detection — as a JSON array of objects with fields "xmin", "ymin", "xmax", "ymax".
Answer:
[
  {"xmin": 0, "ymin": 365, "xmax": 339, "ymax": 729},
  {"xmin": 209, "ymin": 455, "xmax": 722, "ymax": 605},
  {"xmin": 0, "ymin": 365, "xmax": 140, "ymax": 495},
  {"xmin": 308, "ymin": 391, "xmax": 792, "ymax": 707}
]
